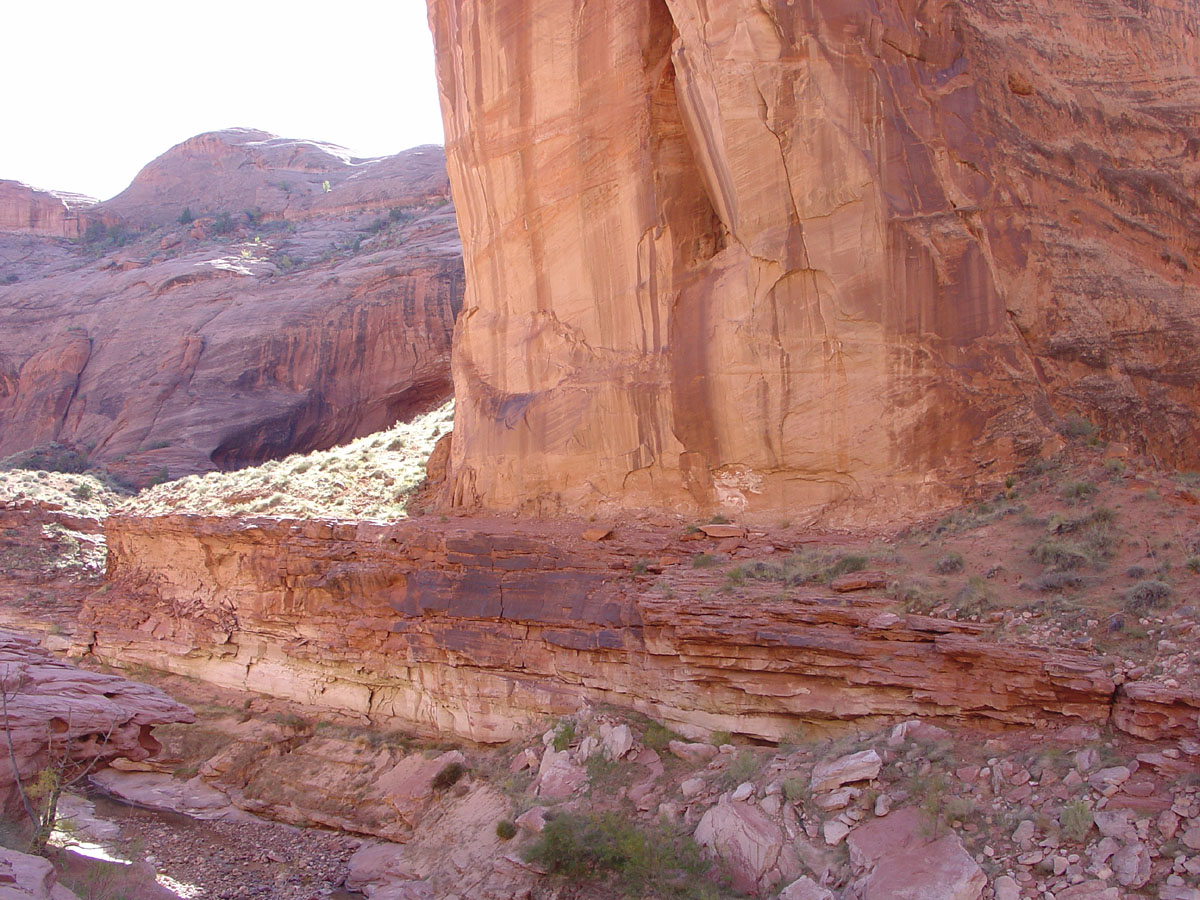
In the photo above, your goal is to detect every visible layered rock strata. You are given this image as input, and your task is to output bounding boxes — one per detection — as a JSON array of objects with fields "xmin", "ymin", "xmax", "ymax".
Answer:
[
  {"xmin": 426, "ymin": 0, "xmax": 1200, "ymax": 521},
  {"xmin": 80, "ymin": 513, "xmax": 1186, "ymax": 744},
  {"xmin": 0, "ymin": 130, "xmax": 462, "ymax": 484},
  {"xmin": 0, "ymin": 628, "xmax": 193, "ymax": 818}
]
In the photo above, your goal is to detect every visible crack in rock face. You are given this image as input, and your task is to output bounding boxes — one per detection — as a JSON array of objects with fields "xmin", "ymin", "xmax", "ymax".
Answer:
[{"xmin": 426, "ymin": 0, "xmax": 1200, "ymax": 524}]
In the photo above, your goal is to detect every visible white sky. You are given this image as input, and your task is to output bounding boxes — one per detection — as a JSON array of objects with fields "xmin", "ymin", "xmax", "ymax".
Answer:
[{"xmin": 1, "ymin": 1, "xmax": 447, "ymax": 201}]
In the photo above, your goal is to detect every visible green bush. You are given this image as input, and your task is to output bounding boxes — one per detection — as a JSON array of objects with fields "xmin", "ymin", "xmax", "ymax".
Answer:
[
  {"xmin": 1124, "ymin": 580, "xmax": 1172, "ymax": 614},
  {"xmin": 1060, "ymin": 799, "xmax": 1093, "ymax": 842},
  {"xmin": 710, "ymin": 730, "xmax": 732, "ymax": 747},
  {"xmin": 827, "ymin": 554, "xmax": 868, "ymax": 578},
  {"xmin": 431, "ymin": 761, "xmax": 466, "ymax": 791},
  {"xmin": 496, "ymin": 819, "xmax": 517, "ymax": 841},
  {"xmin": 1031, "ymin": 538, "xmax": 1091, "ymax": 571},
  {"xmin": 642, "ymin": 720, "xmax": 681, "ymax": 752},
  {"xmin": 1062, "ymin": 480, "xmax": 1098, "ymax": 501},
  {"xmin": 552, "ymin": 719, "xmax": 576, "ymax": 752},
  {"xmin": 525, "ymin": 813, "xmax": 709, "ymax": 896},
  {"xmin": 178, "ymin": 207, "xmax": 194, "ymax": 225}
]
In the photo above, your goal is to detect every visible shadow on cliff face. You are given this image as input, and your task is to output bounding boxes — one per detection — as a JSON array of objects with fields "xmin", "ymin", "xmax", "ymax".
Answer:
[{"xmin": 208, "ymin": 379, "xmax": 452, "ymax": 471}]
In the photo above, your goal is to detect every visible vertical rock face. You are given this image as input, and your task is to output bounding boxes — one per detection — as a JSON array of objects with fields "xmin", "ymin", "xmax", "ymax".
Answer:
[
  {"xmin": 427, "ymin": 0, "xmax": 1200, "ymax": 521},
  {"xmin": 0, "ymin": 180, "xmax": 97, "ymax": 239}
]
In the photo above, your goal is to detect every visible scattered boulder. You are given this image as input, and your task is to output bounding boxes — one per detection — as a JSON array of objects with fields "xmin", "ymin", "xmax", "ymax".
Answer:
[
  {"xmin": 669, "ymin": 740, "xmax": 718, "ymax": 764},
  {"xmin": 534, "ymin": 748, "xmax": 586, "ymax": 800},
  {"xmin": 848, "ymin": 808, "xmax": 984, "ymax": 900},
  {"xmin": 778, "ymin": 875, "xmax": 834, "ymax": 900},
  {"xmin": 599, "ymin": 723, "xmax": 634, "ymax": 760},
  {"xmin": 699, "ymin": 524, "xmax": 744, "ymax": 539},
  {"xmin": 0, "ymin": 847, "xmax": 80, "ymax": 900},
  {"xmin": 830, "ymin": 571, "xmax": 888, "ymax": 592},
  {"xmin": 0, "ymin": 628, "xmax": 193, "ymax": 818},
  {"xmin": 993, "ymin": 875, "xmax": 1020, "ymax": 900},
  {"xmin": 694, "ymin": 799, "xmax": 783, "ymax": 894},
  {"xmin": 515, "ymin": 806, "xmax": 547, "ymax": 834},
  {"xmin": 811, "ymin": 749, "xmax": 881, "ymax": 793},
  {"xmin": 1088, "ymin": 766, "xmax": 1131, "ymax": 796}
]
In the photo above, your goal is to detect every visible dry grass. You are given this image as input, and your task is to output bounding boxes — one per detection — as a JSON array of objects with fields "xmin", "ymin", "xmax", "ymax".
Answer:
[
  {"xmin": 0, "ymin": 469, "xmax": 125, "ymax": 518},
  {"xmin": 122, "ymin": 401, "xmax": 453, "ymax": 520}
]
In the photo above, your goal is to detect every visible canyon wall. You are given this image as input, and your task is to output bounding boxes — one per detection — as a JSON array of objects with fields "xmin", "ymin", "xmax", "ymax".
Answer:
[
  {"xmin": 0, "ymin": 180, "xmax": 97, "ymax": 239},
  {"xmin": 426, "ymin": 0, "xmax": 1200, "ymax": 521},
  {"xmin": 80, "ymin": 512, "xmax": 1200, "ymax": 745},
  {"xmin": 0, "ymin": 131, "xmax": 462, "ymax": 483}
]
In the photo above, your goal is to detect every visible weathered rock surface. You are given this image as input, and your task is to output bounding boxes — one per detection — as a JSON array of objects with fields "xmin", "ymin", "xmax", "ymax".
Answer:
[
  {"xmin": 78, "ymin": 513, "xmax": 1153, "ymax": 744},
  {"xmin": 0, "ymin": 180, "xmax": 96, "ymax": 240},
  {"xmin": 0, "ymin": 628, "xmax": 193, "ymax": 818},
  {"xmin": 427, "ymin": 0, "xmax": 1200, "ymax": 521},
  {"xmin": 694, "ymin": 798, "xmax": 782, "ymax": 894},
  {"xmin": 0, "ymin": 846, "xmax": 81, "ymax": 900},
  {"xmin": 847, "ymin": 807, "xmax": 985, "ymax": 900},
  {"xmin": 0, "ymin": 129, "xmax": 462, "ymax": 484}
]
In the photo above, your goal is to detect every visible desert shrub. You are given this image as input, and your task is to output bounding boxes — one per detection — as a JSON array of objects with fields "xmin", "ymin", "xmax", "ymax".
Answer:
[
  {"xmin": 389, "ymin": 206, "xmax": 412, "ymax": 222},
  {"xmin": 827, "ymin": 554, "xmax": 868, "ymax": 578},
  {"xmin": 642, "ymin": 720, "xmax": 681, "ymax": 752},
  {"xmin": 212, "ymin": 212, "xmax": 235, "ymax": 234},
  {"xmin": 1062, "ymin": 480, "xmax": 1098, "ymax": 501},
  {"xmin": 723, "ymin": 750, "xmax": 760, "ymax": 787},
  {"xmin": 1124, "ymin": 580, "xmax": 1172, "ymax": 614},
  {"xmin": 431, "ymin": 761, "xmax": 466, "ymax": 791},
  {"xmin": 729, "ymin": 550, "xmax": 868, "ymax": 587},
  {"xmin": 692, "ymin": 552, "xmax": 717, "ymax": 569},
  {"xmin": 1022, "ymin": 571, "xmax": 1083, "ymax": 593},
  {"xmin": 496, "ymin": 819, "xmax": 517, "ymax": 841},
  {"xmin": 1031, "ymin": 538, "xmax": 1091, "ymax": 571},
  {"xmin": 1060, "ymin": 799, "xmax": 1094, "ymax": 842},
  {"xmin": 1187, "ymin": 556, "xmax": 1200, "ymax": 574},
  {"xmin": 782, "ymin": 775, "xmax": 809, "ymax": 805},
  {"xmin": 952, "ymin": 578, "xmax": 991, "ymax": 618},
  {"xmin": 552, "ymin": 719, "xmax": 576, "ymax": 752},
  {"xmin": 0, "ymin": 443, "xmax": 89, "ymax": 474},
  {"xmin": 2, "ymin": 273, "xmax": 19, "ymax": 285},
  {"xmin": 178, "ymin": 207, "xmax": 194, "ymax": 225},
  {"xmin": 525, "ymin": 812, "xmax": 708, "ymax": 896},
  {"xmin": 710, "ymin": 730, "xmax": 732, "ymax": 748},
  {"xmin": 72, "ymin": 483, "xmax": 93, "ymax": 501},
  {"xmin": 1060, "ymin": 416, "xmax": 1097, "ymax": 439},
  {"xmin": 934, "ymin": 552, "xmax": 964, "ymax": 575}
]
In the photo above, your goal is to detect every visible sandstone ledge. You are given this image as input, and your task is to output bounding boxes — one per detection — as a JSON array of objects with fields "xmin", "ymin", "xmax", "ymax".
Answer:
[
  {"xmin": 0, "ymin": 628, "xmax": 194, "ymax": 817},
  {"xmin": 74, "ymin": 513, "xmax": 1184, "ymax": 744}
]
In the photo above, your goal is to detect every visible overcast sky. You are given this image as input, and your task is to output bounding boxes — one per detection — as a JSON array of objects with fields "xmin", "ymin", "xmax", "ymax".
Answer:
[{"xmin": 2, "ymin": 1, "xmax": 446, "ymax": 201}]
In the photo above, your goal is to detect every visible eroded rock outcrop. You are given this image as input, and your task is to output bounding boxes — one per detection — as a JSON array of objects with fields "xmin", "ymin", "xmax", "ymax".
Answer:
[
  {"xmin": 80, "ymin": 513, "xmax": 1135, "ymax": 744},
  {"xmin": 0, "ymin": 180, "xmax": 97, "ymax": 240},
  {"xmin": 427, "ymin": 0, "xmax": 1200, "ymax": 521},
  {"xmin": 0, "ymin": 628, "xmax": 193, "ymax": 818},
  {"xmin": 0, "ymin": 130, "xmax": 462, "ymax": 484}
]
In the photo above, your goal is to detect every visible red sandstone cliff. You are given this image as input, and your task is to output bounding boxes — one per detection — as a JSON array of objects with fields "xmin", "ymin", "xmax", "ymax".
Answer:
[
  {"xmin": 426, "ymin": 0, "xmax": 1200, "ymax": 521},
  {"xmin": 0, "ymin": 180, "xmax": 97, "ymax": 240},
  {"xmin": 0, "ymin": 130, "xmax": 462, "ymax": 483}
]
